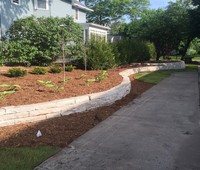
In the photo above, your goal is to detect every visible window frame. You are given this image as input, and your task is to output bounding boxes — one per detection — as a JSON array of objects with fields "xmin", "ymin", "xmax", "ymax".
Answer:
[
  {"xmin": 34, "ymin": 0, "xmax": 49, "ymax": 10},
  {"xmin": 11, "ymin": 0, "xmax": 21, "ymax": 5},
  {"xmin": 75, "ymin": 8, "xmax": 79, "ymax": 20}
]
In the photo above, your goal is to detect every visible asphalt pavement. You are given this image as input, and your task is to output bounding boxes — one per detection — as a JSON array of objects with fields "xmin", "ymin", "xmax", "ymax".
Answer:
[{"xmin": 35, "ymin": 71, "xmax": 200, "ymax": 170}]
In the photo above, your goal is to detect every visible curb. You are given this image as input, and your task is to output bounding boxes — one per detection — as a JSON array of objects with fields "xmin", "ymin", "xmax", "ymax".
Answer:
[{"xmin": 0, "ymin": 61, "xmax": 185, "ymax": 127}]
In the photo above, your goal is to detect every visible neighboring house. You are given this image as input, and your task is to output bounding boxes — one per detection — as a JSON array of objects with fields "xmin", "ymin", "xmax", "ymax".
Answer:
[{"xmin": 0, "ymin": 0, "xmax": 109, "ymax": 41}]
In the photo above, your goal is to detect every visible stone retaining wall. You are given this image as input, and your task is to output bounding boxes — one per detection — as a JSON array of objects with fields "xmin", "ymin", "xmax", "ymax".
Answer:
[{"xmin": 0, "ymin": 61, "xmax": 185, "ymax": 127}]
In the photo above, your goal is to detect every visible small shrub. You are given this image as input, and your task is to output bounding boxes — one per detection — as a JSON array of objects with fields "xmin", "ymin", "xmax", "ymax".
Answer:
[
  {"xmin": 65, "ymin": 65, "xmax": 76, "ymax": 72},
  {"xmin": 32, "ymin": 67, "xmax": 46, "ymax": 75},
  {"xmin": 85, "ymin": 38, "xmax": 117, "ymax": 70},
  {"xmin": 8, "ymin": 68, "xmax": 27, "ymax": 77},
  {"xmin": 50, "ymin": 66, "xmax": 62, "ymax": 73}
]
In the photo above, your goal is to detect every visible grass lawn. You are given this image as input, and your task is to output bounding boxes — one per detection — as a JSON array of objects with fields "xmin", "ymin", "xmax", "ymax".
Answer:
[
  {"xmin": 192, "ymin": 54, "xmax": 200, "ymax": 60},
  {"xmin": 134, "ymin": 64, "xmax": 198, "ymax": 84},
  {"xmin": 134, "ymin": 70, "xmax": 175, "ymax": 84},
  {"xmin": 0, "ymin": 147, "xmax": 60, "ymax": 170}
]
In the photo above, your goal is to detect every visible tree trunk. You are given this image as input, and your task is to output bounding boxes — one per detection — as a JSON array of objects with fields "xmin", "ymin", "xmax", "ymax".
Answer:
[{"xmin": 181, "ymin": 38, "xmax": 193, "ymax": 60}]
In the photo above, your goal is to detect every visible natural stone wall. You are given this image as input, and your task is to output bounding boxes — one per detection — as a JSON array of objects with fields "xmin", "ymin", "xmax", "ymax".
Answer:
[{"xmin": 0, "ymin": 61, "xmax": 185, "ymax": 127}]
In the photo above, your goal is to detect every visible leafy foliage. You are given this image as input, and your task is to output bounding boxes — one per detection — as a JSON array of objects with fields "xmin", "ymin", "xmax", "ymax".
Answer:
[
  {"xmin": 85, "ymin": 38, "xmax": 117, "ymax": 70},
  {"xmin": 7, "ymin": 68, "xmax": 27, "ymax": 77},
  {"xmin": 65, "ymin": 65, "xmax": 76, "ymax": 72},
  {"xmin": 0, "ymin": 84, "xmax": 21, "ymax": 100},
  {"xmin": 50, "ymin": 66, "xmax": 62, "ymax": 74},
  {"xmin": 32, "ymin": 67, "xmax": 46, "ymax": 75},
  {"xmin": 86, "ymin": 71, "xmax": 108, "ymax": 83},
  {"xmin": 127, "ymin": 1, "xmax": 194, "ymax": 60},
  {"xmin": 81, "ymin": 0, "xmax": 149, "ymax": 25},
  {"xmin": 1, "ymin": 16, "xmax": 83, "ymax": 66},
  {"xmin": 115, "ymin": 39, "xmax": 156, "ymax": 64},
  {"xmin": 189, "ymin": 38, "xmax": 200, "ymax": 55},
  {"xmin": 190, "ymin": 0, "xmax": 200, "ymax": 38},
  {"xmin": 37, "ymin": 80, "xmax": 64, "ymax": 92}
]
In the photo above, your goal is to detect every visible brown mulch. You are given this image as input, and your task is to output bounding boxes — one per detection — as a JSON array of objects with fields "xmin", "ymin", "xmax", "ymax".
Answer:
[{"xmin": 0, "ymin": 66, "xmax": 154, "ymax": 148}]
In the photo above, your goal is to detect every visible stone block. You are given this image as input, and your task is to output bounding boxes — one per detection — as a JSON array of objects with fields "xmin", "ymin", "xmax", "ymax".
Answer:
[
  {"xmin": 0, "ymin": 112, "xmax": 29, "ymax": 121},
  {"xmin": 14, "ymin": 115, "xmax": 47, "ymax": 125}
]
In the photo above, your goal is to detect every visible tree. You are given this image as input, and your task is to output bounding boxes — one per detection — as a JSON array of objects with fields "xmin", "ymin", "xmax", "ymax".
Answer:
[
  {"xmin": 190, "ymin": 0, "xmax": 200, "ymax": 38},
  {"xmin": 127, "ymin": 1, "xmax": 193, "ymax": 60},
  {"xmin": 81, "ymin": 0, "xmax": 149, "ymax": 26}
]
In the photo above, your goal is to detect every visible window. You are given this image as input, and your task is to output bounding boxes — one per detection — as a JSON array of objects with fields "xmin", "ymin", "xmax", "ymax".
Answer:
[
  {"xmin": 89, "ymin": 29, "xmax": 107, "ymax": 41},
  {"xmin": 34, "ymin": 0, "xmax": 49, "ymax": 10},
  {"xmin": 11, "ymin": 0, "xmax": 21, "ymax": 5}
]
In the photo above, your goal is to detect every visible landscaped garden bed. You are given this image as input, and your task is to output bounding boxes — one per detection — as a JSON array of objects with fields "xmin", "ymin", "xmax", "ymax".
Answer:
[
  {"xmin": 0, "ymin": 76, "xmax": 153, "ymax": 148},
  {"xmin": 0, "ymin": 61, "xmax": 186, "ymax": 148},
  {"xmin": 0, "ymin": 66, "xmax": 123, "ymax": 107}
]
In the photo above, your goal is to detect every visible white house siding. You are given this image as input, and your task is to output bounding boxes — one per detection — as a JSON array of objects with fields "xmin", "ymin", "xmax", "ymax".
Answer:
[{"xmin": 0, "ymin": 0, "xmax": 34, "ymax": 36}]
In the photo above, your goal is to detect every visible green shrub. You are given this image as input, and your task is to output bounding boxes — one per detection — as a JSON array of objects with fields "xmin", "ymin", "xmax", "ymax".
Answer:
[
  {"xmin": 32, "ymin": 67, "xmax": 46, "ymax": 75},
  {"xmin": 65, "ymin": 65, "xmax": 76, "ymax": 72},
  {"xmin": 115, "ymin": 39, "xmax": 156, "ymax": 64},
  {"xmin": 50, "ymin": 66, "xmax": 62, "ymax": 73},
  {"xmin": 1, "ymin": 41, "xmax": 38, "ymax": 66},
  {"xmin": 8, "ymin": 68, "xmax": 27, "ymax": 77},
  {"xmin": 1, "ymin": 16, "xmax": 83, "ymax": 66},
  {"xmin": 85, "ymin": 38, "xmax": 117, "ymax": 70}
]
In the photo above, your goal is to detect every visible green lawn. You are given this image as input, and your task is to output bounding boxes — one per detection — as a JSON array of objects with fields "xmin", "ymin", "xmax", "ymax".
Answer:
[
  {"xmin": 192, "ymin": 54, "xmax": 200, "ymax": 60},
  {"xmin": 185, "ymin": 64, "xmax": 198, "ymax": 71},
  {"xmin": 134, "ymin": 64, "xmax": 198, "ymax": 84},
  {"xmin": 134, "ymin": 70, "xmax": 176, "ymax": 84},
  {"xmin": 0, "ymin": 147, "xmax": 60, "ymax": 170}
]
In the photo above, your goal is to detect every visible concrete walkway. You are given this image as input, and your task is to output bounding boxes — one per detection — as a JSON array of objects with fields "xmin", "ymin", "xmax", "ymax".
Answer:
[{"xmin": 35, "ymin": 72, "xmax": 200, "ymax": 170}]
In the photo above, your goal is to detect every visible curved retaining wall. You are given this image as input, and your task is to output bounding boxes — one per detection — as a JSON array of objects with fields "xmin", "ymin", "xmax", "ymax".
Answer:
[{"xmin": 0, "ymin": 61, "xmax": 185, "ymax": 127}]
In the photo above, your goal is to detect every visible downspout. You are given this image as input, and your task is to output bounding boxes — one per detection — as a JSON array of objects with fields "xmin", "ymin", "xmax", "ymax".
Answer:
[
  {"xmin": 49, "ymin": 0, "xmax": 52, "ymax": 17},
  {"xmin": 0, "ymin": 0, "xmax": 2, "ymax": 42}
]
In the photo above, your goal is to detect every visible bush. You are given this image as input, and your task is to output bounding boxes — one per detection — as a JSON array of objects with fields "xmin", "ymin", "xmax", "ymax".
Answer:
[
  {"xmin": 115, "ymin": 39, "xmax": 156, "ymax": 64},
  {"xmin": 85, "ymin": 38, "xmax": 117, "ymax": 70},
  {"xmin": 8, "ymin": 68, "xmax": 27, "ymax": 77},
  {"xmin": 32, "ymin": 67, "xmax": 46, "ymax": 75},
  {"xmin": 1, "ymin": 41, "xmax": 38, "ymax": 66},
  {"xmin": 50, "ymin": 66, "xmax": 62, "ymax": 73},
  {"xmin": 65, "ymin": 65, "xmax": 76, "ymax": 72},
  {"xmin": 1, "ymin": 16, "xmax": 83, "ymax": 66}
]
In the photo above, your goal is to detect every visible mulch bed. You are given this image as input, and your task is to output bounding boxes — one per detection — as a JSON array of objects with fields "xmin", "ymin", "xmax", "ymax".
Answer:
[{"xmin": 0, "ymin": 73, "xmax": 153, "ymax": 148}]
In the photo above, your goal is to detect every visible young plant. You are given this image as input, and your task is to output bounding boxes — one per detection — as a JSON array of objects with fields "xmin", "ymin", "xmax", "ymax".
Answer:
[
  {"xmin": 8, "ymin": 68, "xmax": 27, "ymax": 77},
  {"xmin": 86, "ymin": 71, "xmax": 108, "ymax": 83},
  {"xmin": 37, "ymin": 80, "xmax": 64, "ymax": 92},
  {"xmin": 76, "ymin": 74, "xmax": 86, "ymax": 80},
  {"xmin": 65, "ymin": 65, "xmax": 76, "ymax": 72},
  {"xmin": 32, "ymin": 67, "xmax": 46, "ymax": 75},
  {"xmin": 49, "ymin": 66, "xmax": 62, "ymax": 74},
  {"xmin": 0, "ymin": 84, "xmax": 21, "ymax": 100}
]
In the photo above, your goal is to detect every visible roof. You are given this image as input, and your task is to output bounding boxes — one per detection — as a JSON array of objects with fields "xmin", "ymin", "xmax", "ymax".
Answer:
[
  {"xmin": 81, "ymin": 23, "xmax": 110, "ymax": 30},
  {"xmin": 72, "ymin": 0, "xmax": 93, "ymax": 12}
]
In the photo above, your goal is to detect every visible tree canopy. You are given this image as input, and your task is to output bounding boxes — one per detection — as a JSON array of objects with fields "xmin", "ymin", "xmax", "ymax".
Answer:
[
  {"xmin": 190, "ymin": 0, "xmax": 200, "ymax": 38},
  {"xmin": 125, "ymin": 0, "xmax": 197, "ymax": 60},
  {"xmin": 81, "ymin": 0, "xmax": 149, "ymax": 25}
]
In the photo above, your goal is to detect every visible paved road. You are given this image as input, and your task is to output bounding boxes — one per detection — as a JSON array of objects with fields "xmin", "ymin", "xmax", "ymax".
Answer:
[{"xmin": 35, "ymin": 72, "xmax": 200, "ymax": 170}]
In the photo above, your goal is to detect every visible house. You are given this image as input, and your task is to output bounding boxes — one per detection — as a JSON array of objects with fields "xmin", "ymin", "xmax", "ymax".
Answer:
[{"xmin": 0, "ymin": 0, "xmax": 110, "ymax": 41}]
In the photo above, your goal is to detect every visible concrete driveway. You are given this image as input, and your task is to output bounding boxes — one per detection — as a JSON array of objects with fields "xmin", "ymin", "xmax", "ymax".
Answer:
[{"xmin": 35, "ymin": 71, "xmax": 200, "ymax": 170}]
